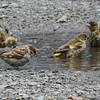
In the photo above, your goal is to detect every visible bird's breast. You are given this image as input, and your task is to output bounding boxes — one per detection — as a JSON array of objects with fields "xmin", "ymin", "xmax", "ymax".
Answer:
[{"xmin": 3, "ymin": 57, "xmax": 29, "ymax": 66}]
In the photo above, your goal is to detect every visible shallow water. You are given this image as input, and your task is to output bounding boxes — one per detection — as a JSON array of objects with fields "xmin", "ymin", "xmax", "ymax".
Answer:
[
  {"xmin": 0, "ymin": 0, "xmax": 100, "ymax": 70},
  {"xmin": 19, "ymin": 32, "xmax": 100, "ymax": 71}
]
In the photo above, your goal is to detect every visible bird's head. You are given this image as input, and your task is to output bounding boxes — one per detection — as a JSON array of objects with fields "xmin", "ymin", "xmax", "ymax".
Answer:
[
  {"xmin": 25, "ymin": 44, "xmax": 36, "ymax": 55},
  {"xmin": 87, "ymin": 20, "xmax": 98, "ymax": 32},
  {"xmin": 4, "ymin": 36, "xmax": 17, "ymax": 48},
  {"xmin": 78, "ymin": 33, "xmax": 89, "ymax": 41},
  {"xmin": 88, "ymin": 20, "xmax": 98, "ymax": 27}
]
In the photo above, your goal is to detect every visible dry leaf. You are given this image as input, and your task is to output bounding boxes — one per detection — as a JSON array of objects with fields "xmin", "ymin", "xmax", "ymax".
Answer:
[
  {"xmin": 57, "ymin": 15, "xmax": 68, "ymax": 23},
  {"xmin": 68, "ymin": 96, "xmax": 87, "ymax": 100},
  {"xmin": 0, "ymin": 15, "xmax": 8, "ymax": 19}
]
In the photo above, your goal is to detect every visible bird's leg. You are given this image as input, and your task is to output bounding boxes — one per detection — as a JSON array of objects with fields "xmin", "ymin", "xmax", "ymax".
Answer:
[{"xmin": 14, "ymin": 66, "xmax": 19, "ymax": 70}]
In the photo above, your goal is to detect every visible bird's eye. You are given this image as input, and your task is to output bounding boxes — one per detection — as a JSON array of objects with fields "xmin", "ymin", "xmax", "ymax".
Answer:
[{"xmin": 13, "ymin": 46, "xmax": 16, "ymax": 48}]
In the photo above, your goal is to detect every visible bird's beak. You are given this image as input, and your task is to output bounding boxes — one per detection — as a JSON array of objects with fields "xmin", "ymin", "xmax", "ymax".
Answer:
[
  {"xmin": 30, "ymin": 51, "xmax": 37, "ymax": 57},
  {"xmin": 30, "ymin": 50, "xmax": 37, "ymax": 57}
]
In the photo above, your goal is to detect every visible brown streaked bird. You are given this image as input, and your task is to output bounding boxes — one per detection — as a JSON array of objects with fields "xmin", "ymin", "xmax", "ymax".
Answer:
[
  {"xmin": 54, "ymin": 33, "xmax": 88, "ymax": 58},
  {"xmin": 87, "ymin": 20, "xmax": 100, "ymax": 47},
  {"xmin": 87, "ymin": 20, "xmax": 98, "ymax": 32},
  {"xmin": 88, "ymin": 30, "xmax": 100, "ymax": 47},
  {"xmin": 0, "ymin": 44, "xmax": 36, "ymax": 69}
]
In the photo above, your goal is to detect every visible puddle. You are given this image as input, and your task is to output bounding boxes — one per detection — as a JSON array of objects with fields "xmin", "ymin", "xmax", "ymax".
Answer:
[
  {"xmin": 0, "ymin": 31, "xmax": 99, "ymax": 71},
  {"xmin": 18, "ymin": 32, "xmax": 100, "ymax": 71}
]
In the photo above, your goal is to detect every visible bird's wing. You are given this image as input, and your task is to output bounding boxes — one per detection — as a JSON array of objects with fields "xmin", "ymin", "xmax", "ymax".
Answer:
[
  {"xmin": 11, "ymin": 49, "xmax": 26, "ymax": 59},
  {"xmin": 67, "ymin": 38, "xmax": 79, "ymax": 45},
  {"xmin": 54, "ymin": 44, "xmax": 70, "ymax": 54},
  {"xmin": 0, "ymin": 48, "xmax": 26, "ymax": 59},
  {"xmin": 69, "ymin": 41, "xmax": 83, "ymax": 50},
  {"xmin": 55, "ymin": 38, "xmax": 80, "ymax": 53}
]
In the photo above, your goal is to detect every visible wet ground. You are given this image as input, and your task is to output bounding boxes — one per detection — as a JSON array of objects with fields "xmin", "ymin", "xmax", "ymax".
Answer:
[
  {"xmin": 0, "ymin": 29, "xmax": 100, "ymax": 71},
  {"xmin": 0, "ymin": 0, "xmax": 100, "ymax": 70},
  {"xmin": 0, "ymin": 0, "xmax": 100, "ymax": 99},
  {"xmin": 19, "ymin": 32, "xmax": 100, "ymax": 71}
]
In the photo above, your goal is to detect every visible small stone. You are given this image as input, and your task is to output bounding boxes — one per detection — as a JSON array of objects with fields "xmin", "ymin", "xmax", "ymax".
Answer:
[
  {"xmin": 1, "ymin": 4, "xmax": 8, "ymax": 8},
  {"xmin": 37, "ymin": 84, "xmax": 41, "ymax": 88},
  {"xmin": 53, "ymin": 29, "xmax": 57, "ymax": 31},
  {"xmin": 56, "ymin": 15, "xmax": 68, "ymax": 23},
  {"xmin": 28, "ymin": 82, "xmax": 38, "ymax": 86},
  {"xmin": 37, "ymin": 95, "xmax": 44, "ymax": 100},
  {"xmin": 38, "ymin": 70, "xmax": 45, "ymax": 73},
  {"xmin": 4, "ymin": 86, "xmax": 15, "ymax": 90},
  {"xmin": 47, "ymin": 96, "xmax": 52, "ymax": 100},
  {"xmin": 0, "ymin": 15, "xmax": 8, "ymax": 19},
  {"xmin": 52, "ymin": 70, "xmax": 58, "ymax": 73}
]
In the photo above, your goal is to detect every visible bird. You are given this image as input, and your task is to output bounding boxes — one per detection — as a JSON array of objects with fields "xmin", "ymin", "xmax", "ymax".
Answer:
[
  {"xmin": 87, "ymin": 20, "xmax": 100, "ymax": 47},
  {"xmin": 88, "ymin": 30, "xmax": 100, "ymax": 47},
  {"xmin": 0, "ymin": 26, "xmax": 12, "ymax": 40},
  {"xmin": 4, "ymin": 36, "xmax": 17, "ymax": 48},
  {"xmin": 54, "ymin": 33, "xmax": 88, "ymax": 58},
  {"xmin": 87, "ymin": 20, "xmax": 98, "ymax": 33},
  {"xmin": 0, "ymin": 26, "xmax": 17, "ymax": 48},
  {"xmin": 0, "ymin": 27, "xmax": 7, "ymax": 43},
  {"xmin": 0, "ymin": 44, "xmax": 36, "ymax": 69}
]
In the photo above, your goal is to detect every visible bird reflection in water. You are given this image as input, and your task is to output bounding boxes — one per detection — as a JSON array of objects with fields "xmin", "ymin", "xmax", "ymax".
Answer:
[
  {"xmin": 68, "ymin": 57, "xmax": 86, "ymax": 70},
  {"xmin": 54, "ymin": 47, "xmax": 100, "ymax": 70},
  {"xmin": 54, "ymin": 55, "xmax": 87, "ymax": 70},
  {"xmin": 88, "ymin": 47, "xmax": 100, "ymax": 68}
]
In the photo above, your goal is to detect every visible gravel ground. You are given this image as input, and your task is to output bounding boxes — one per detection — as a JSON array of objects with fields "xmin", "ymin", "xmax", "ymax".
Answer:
[
  {"xmin": 0, "ymin": 69, "xmax": 100, "ymax": 100},
  {"xmin": 0, "ymin": 0, "xmax": 100, "ymax": 99}
]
